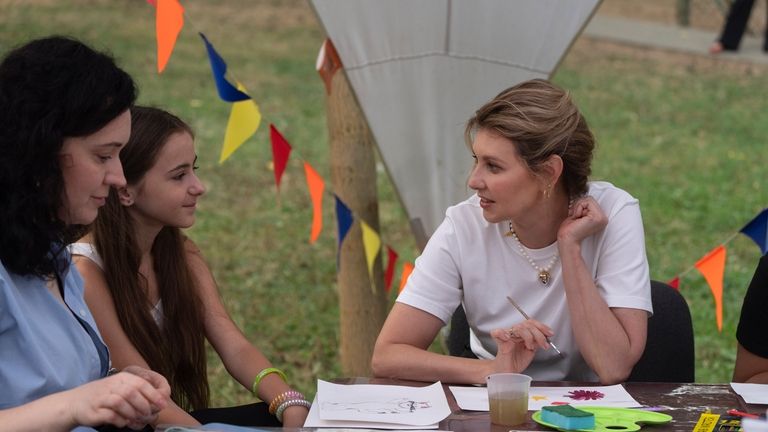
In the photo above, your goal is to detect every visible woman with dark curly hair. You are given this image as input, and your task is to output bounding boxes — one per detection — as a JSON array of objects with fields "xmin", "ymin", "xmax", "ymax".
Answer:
[
  {"xmin": 0, "ymin": 36, "xmax": 170, "ymax": 431},
  {"xmin": 372, "ymin": 79, "xmax": 651, "ymax": 385}
]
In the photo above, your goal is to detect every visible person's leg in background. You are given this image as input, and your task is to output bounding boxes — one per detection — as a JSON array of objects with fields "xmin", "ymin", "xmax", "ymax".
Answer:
[
  {"xmin": 710, "ymin": 0, "xmax": 757, "ymax": 53},
  {"xmin": 763, "ymin": 0, "xmax": 768, "ymax": 51}
]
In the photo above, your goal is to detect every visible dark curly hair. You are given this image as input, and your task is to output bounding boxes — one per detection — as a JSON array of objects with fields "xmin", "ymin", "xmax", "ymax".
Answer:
[{"xmin": 0, "ymin": 36, "xmax": 137, "ymax": 277}]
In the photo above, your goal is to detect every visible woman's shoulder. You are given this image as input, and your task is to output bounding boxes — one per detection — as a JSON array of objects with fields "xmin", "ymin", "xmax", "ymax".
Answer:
[{"xmin": 587, "ymin": 181, "xmax": 640, "ymax": 216}]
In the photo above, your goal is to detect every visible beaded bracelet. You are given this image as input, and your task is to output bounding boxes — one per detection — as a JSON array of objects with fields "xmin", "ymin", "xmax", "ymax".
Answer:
[
  {"xmin": 268, "ymin": 390, "xmax": 304, "ymax": 415},
  {"xmin": 275, "ymin": 398, "xmax": 312, "ymax": 423},
  {"xmin": 251, "ymin": 367, "xmax": 287, "ymax": 396}
]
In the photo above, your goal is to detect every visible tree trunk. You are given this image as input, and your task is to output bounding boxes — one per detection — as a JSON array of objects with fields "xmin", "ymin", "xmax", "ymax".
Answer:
[{"xmin": 325, "ymin": 55, "xmax": 387, "ymax": 377}]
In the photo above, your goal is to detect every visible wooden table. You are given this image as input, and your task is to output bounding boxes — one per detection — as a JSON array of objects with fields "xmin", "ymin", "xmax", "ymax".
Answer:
[
  {"xmin": 159, "ymin": 379, "xmax": 765, "ymax": 431},
  {"xmin": 336, "ymin": 378, "xmax": 766, "ymax": 432}
]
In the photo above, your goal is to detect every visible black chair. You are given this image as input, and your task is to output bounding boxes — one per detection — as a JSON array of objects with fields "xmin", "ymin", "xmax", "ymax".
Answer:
[
  {"xmin": 447, "ymin": 302, "xmax": 475, "ymax": 359},
  {"xmin": 446, "ymin": 280, "xmax": 696, "ymax": 382},
  {"xmin": 627, "ymin": 280, "xmax": 695, "ymax": 382}
]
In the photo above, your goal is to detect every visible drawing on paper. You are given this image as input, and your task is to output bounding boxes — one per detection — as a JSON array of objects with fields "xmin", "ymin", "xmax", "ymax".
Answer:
[
  {"xmin": 321, "ymin": 398, "xmax": 432, "ymax": 414},
  {"xmin": 565, "ymin": 389, "xmax": 605, "ymax": 400}
]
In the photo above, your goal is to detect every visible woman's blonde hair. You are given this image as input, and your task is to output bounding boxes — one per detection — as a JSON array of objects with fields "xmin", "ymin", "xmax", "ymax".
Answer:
[{"xmin": 465, "ymin": 79, "xmax": 594, "ymax": 197}]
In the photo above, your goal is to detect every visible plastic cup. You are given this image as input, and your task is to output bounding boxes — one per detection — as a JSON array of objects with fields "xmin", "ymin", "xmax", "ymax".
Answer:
[{"xmin": 486, "ymin": 373, "xmax": 532, "ymax": 426}]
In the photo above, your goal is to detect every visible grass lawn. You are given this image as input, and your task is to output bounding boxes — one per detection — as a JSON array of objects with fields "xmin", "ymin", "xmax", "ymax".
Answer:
[{"xmin": 1, "ymin": 0, "xmax": 765, "ymax": 407}]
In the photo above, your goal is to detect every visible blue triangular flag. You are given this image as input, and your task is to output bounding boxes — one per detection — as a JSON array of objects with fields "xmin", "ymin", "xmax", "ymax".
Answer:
[
  {"xmin": 199, "ymin": 33, "xmax": 250, "ymax": 102},
  {"xmin": 334, "ymin": 195, "xmax": 354, "ymax": 266},
  {"xmin": 740, "ymin": 208, "xmax": 768, "ymax": 255}
]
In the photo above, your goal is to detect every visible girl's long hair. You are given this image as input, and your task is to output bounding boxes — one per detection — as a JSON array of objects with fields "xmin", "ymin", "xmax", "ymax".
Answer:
[{"xmin": 92, "ymin": 106, "xmax": 208, "ymax": 410}]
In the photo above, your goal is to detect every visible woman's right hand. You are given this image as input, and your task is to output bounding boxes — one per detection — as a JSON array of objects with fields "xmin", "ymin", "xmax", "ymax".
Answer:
[
  {"xmin": 490, "ymin": 319, "xmax": 554, "ymax": 374},
  {"xmin": 67, "ymin": 369, "xmax": 170, "ymax": 430}
]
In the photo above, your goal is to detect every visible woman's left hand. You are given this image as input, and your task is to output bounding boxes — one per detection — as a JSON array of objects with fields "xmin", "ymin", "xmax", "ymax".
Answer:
[
  {"xmin": 281, "ymin": 405, "xmax": 309, "ymax": 428},
  {"xmin": 557, "ymin": 196, "xmax": 608, "ymax": 246},
  {"xmin": 490, "ymin": 319, "xmax": 553, "ymax": 374}
]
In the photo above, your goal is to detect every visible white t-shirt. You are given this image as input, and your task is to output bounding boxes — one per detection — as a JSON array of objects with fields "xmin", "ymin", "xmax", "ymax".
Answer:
[{"xmin": 396, "ymin": 181, "xmax": 652, "ymax": 381}]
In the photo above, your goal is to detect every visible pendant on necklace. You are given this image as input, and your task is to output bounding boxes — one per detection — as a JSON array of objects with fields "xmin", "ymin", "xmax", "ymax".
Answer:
[{"xmin": 538, "ymin": 270, "xmax": 551, "ymax": 285}]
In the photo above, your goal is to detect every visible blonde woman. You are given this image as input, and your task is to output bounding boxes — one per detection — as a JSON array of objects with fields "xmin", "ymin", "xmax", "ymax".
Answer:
[{"xmin": 373, "ymin": 79, "xmax": 651, "ymax": 384}]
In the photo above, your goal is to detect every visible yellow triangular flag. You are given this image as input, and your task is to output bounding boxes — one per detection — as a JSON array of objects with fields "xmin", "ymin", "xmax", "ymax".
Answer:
[
  {"xmin": 220, "ymin": 82, "xmax": 261, "ymax": 163},
  {"xmin": 361, "ymin": 220, "xmax": 381, "ymax": 292}
]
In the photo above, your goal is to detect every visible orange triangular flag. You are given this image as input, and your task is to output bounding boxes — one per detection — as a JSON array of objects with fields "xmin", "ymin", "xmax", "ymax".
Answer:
[
  {"xmin": 694, "ymin": 245, "xmax": 727, "ymax": 332},
  {"xmin": 303, "ymin": 162, "xmax": 324, "ymax": 244},
  {"xmin": 156, "ymin": 0, "xmax": 184, "ymax": 73},
  {"xmin": 315, "ymin": 38, "xmax": 342, "ymax": 95},
  {"xmin": 398, "ymin": 262, "xmax": 414, "ymax": 294}
]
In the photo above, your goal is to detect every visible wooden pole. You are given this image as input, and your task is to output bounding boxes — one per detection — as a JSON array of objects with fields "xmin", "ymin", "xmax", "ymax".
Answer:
[
  {"xmin": 676, "ymin": 0, "xmax": 691, "ymax": 27},
  {"xmin": 321, "ymin": 40, "xmax": 387, "ymax": 376}
]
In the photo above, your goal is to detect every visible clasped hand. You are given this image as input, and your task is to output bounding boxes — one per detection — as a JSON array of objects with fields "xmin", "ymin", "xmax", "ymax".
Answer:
[
  {"xmin": 490, "ymin": 319, "xmax": 554, "ymax": 374},
  {"xmin": 557, "ymin": 196, "xmax": 608, "ymax": 246},
  {"xmin": 69, "ymin": 366, "xmax": 170, "ymax": 430}
]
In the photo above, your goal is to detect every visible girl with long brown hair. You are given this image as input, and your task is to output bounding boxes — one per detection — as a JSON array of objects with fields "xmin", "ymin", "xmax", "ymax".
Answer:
[{"xmin": 72, "ymin": 106, "xmax": 310, "ymax": 428}]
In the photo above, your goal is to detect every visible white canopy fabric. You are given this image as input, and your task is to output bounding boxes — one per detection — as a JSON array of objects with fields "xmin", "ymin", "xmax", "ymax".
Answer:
[{"xmin": 311, "ymin": 0, "xmax": 601, "ymax": 243}]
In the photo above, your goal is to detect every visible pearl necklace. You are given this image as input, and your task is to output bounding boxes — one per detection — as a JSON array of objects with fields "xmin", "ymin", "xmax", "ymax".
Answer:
[{"xmin": 506, "ymin": 221, "xmax": 558, "ymax": 285}]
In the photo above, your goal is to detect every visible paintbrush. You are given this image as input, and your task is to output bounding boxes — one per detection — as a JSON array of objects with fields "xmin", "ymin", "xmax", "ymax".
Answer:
[{"xmin": 506, "ymin": 295, "xmax": 564, "ymax": 358}]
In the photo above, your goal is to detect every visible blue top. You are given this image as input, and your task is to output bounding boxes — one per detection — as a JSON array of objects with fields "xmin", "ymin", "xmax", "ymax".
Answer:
[{"xmin": 0, "ymin": 253, "xmax": 106, "ymax": 431}]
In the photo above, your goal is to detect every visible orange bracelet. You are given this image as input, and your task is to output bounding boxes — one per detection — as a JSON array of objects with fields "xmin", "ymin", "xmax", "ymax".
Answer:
[{"xmin": 268, "ymin": 390, "xmax": 304, "ymax": 415}]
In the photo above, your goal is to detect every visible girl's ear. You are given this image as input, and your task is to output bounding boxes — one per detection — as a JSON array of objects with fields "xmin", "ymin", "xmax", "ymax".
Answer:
[{"xmin": 117, "ymin": 187, "xmax": 134, "ymax": 206}]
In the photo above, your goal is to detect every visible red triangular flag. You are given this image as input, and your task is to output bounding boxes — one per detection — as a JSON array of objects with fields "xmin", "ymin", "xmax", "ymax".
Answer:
[
  {"xmin": 694, "ymin": 245, "xmax": 727, "ymax": 332},
  {"xmin": 668, "ymin": 276, "xmax": 680, "ymax": 290},
  {"xmin": 384, "ymin": 246, "xmax": 399, "ymax": 293},
  {"xmin": 269, "ymin": 124, "xmax": 292, "ymax": 191}
]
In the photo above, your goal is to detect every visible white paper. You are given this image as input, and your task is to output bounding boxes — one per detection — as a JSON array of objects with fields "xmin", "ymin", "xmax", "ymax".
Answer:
[
  {"xmin": 731, "ymin": 382, "xmax": 768, "ymax": 404},
  {"xmin": 161, "ymin": 424, "xmax": 270, "ymax": 431},
  {"xmin": 303, "ymin": 380, "xmax": 451, "ymax": 429},
  {"xmin": 449, "ymin": 384, "xmax": 642, "ymax": 411},
  {"xmin": 305, "ymin": 396, "xmax": 439, "ymax": 429}
]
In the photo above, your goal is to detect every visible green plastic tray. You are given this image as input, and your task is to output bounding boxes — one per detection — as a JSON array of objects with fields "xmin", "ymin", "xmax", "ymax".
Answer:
[{"xmin": 532, "ymin": 406, "xmax": 672, "ymax": 432}]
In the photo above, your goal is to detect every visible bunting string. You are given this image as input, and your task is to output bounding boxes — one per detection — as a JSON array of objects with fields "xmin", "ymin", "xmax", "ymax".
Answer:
[
  {"xmin": 669, "ymin": 231, "xmax": 740, "ymax": 283},
  {"xmin": 667, "ymin": 210, "xmax": 767, "ymax": 332},
  {"xmin": 152, "ymin": 2, "xmax": 768, "ymax": 311},
  {"xmin": 145, "ymin": 3, "xmax": 438, "ymax": 297}
]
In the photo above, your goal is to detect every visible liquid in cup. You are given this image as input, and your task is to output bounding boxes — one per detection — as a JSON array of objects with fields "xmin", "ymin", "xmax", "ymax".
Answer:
[{"xmin": 487, "ymin": 373, "xmax": 532, "ymax": 426}]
